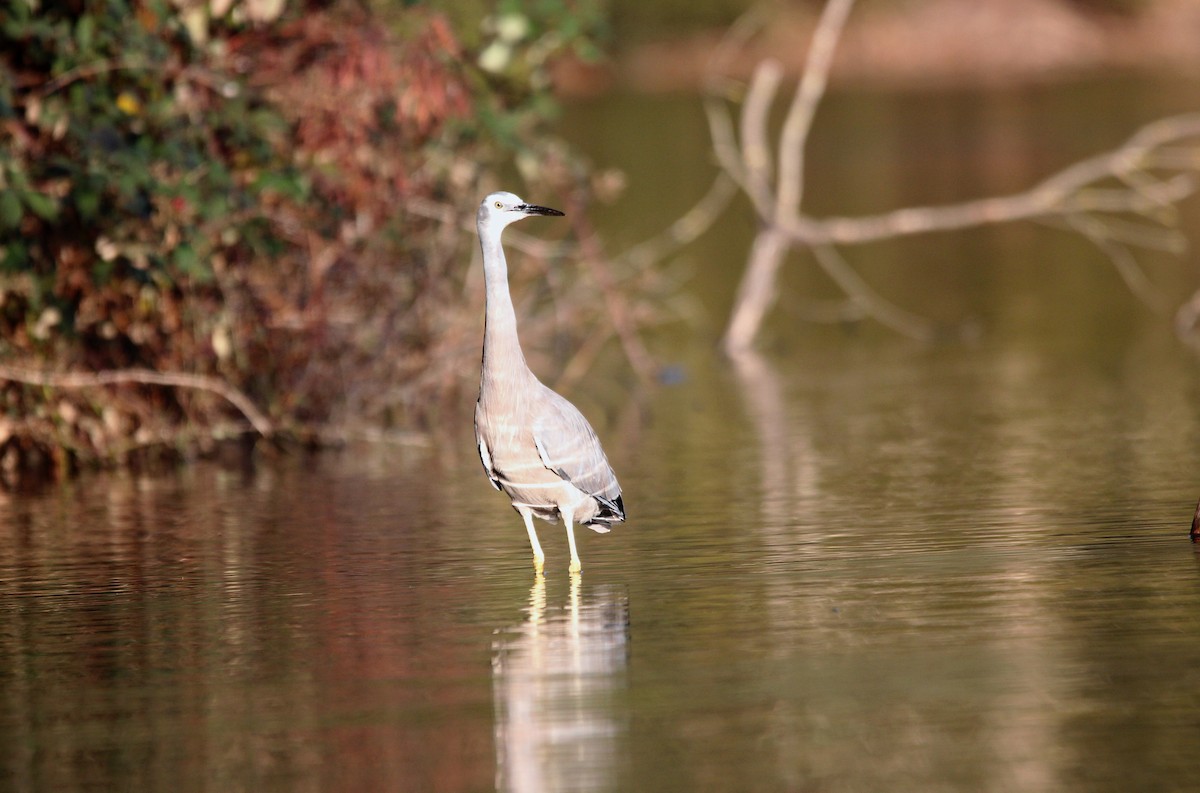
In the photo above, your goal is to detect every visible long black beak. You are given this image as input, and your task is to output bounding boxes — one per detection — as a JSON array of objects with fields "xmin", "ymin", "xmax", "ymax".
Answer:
[{"xmin": 518, "ymin": 203, "xmax": 564, "ymax": 217}]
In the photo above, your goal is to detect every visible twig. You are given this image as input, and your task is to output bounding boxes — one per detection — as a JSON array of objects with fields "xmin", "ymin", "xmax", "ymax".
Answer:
[
  {"xmin": 1065, "ymin": 214, "xmax": 1170, "ymax": 313},
  {"xmin": 741, "ymin": 60, "xmax": 783, "ymax": 212},
  {"xmin": 0, "ymin": 366, "xmax": 274, "ymax": 437},
  {"xmin": 810, "ymin": 244, "xmax": 938, "ymax": 340},
  {"xmin": 34, "ymin": 59, "xmax": 154, "ymax": 97},
  {"xmin": 554, "ymin": 325, "xmax": 615, "ymax": 394},
  {"xmin": 703, "ymin": 4, "xmax": 773, "ymax": 97},
  {"xmin": 616, "ymin": 173, "xmax": 739, "ymax": 270},
  {"xmin": 1037, "ymin": 213, "xmax": 1187, "ymax": 254},
  {"xmin": 563, "ymin": 193, "xmax": 658, "ymax": 387},
  {"xmin": 704, "ymin": 97, "xmax": 753, "ymax": 196}
]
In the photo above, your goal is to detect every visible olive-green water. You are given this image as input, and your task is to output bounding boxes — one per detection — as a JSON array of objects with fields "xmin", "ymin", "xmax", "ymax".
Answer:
[{"xmin": 4, "ymin": 76, "xmax": 1200, "ymax": 792}]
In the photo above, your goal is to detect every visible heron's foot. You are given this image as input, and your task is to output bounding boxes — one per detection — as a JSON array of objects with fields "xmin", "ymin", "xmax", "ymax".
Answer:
[{"xmin": 568, "ymin": 558, "xmax": 582, "ymax": 574}]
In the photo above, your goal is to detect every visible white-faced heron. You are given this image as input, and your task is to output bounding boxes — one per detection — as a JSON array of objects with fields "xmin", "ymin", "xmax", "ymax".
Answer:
[{"xmin": 474, "ymin": 191, "xmax": 625, "ymax": 575}]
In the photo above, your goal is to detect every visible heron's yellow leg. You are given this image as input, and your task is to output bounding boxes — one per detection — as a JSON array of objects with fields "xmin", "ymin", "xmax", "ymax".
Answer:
[
  {"xmin": 564, "ymin": 510, "xmax": 582, "ymax": 574},
  {"xmin": 520, "ymin": 508, "xmax": 545, "ymax": 574}
]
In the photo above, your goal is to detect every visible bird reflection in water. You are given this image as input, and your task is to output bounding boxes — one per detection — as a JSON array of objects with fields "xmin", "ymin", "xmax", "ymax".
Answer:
[{"xmin": 492, "ymin": 575, "xmax": 629, "ymax": 793}]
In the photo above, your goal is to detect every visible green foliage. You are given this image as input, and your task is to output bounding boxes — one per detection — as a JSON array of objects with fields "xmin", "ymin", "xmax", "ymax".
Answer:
[
  {"xmin": 418, "ymin": 0, "xmax": 609, "ymax": 172},
  {"xmin": 0, "ymin": 0, "xmax": 309, "ymax": 313},
  {"xmin": 0, "ymin": 0, "xmax": 611, "ymax": 480}
]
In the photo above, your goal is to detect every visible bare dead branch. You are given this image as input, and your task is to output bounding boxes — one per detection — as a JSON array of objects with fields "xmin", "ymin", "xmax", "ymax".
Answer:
[
  {"xmin": 0, "ymin": 366, "xmax": 274, "ymax": 437},
  {"xmin": 1174, "ymin": 290, "xmax": 1200, "ymax": 344},
  {"xmin": 1037, "ymin": 212, "xmax": 1188, "ymax": 254},
  {"xmin": 784, "ymin": 115, "xmax": 1200, "ymax": 246},
  {"xmin": 721, "ymin": 0, "xmax": 884, "ymax": 354},
  {"xmin": 741, "ymin": 61, "xmax": 783, "ymax": 211},
  {"xmin": 616, "ymin": 173, "xmax": 739, "ymax": 270},
  {"xmin": 724, "ymin": 229, "xmax": 791, "ymax": 353},
  {"xmin": 554, "ymin": 325, "xmax": 616, "ymax": 394},
  {"xmin": 704, "ymin": 96, "xmax": 754, "ymax": 198},
  {"xmin": 703, "ymin": 3, "xmax": 774, "ymax": 97},
  {"xmin": 709, "ymin": 0, "xmax": 1200, "ymax": 352},
  {"xmin": 563, "ymin": 193, "xmax": 658, "ymax": 387},
  {"xmin": 34, "ymin": 59, "xmax": 155, "ymax": 97},
  {"xmin": 1065, "ymin": 214, "xmax": 1170, "ymax": 312},
  {"xmin": 1066, "ymin": 180, "xmax": 1193, "ymax": 219},
  {"xmin": 810, "ymin": 244, "xmax": 938, "ymax": 340},
  {"xmin": 775, "ymin": 0, "xmax": 856, "ymax": 218}
]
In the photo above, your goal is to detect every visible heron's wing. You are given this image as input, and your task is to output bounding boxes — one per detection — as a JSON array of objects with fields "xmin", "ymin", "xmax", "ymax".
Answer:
[
  {"xmin": 474, "ymin": 402, "xmax": 501, "ymax": 491},
  {"xmin": 531, "ymin": 386, "xmax": 623, "ymax": 516}
]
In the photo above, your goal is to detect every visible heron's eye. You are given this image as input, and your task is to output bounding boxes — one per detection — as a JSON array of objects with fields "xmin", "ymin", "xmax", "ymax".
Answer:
[{"xmin": 494, "ymin": 201, "xmax": 503, "ymax": 209}]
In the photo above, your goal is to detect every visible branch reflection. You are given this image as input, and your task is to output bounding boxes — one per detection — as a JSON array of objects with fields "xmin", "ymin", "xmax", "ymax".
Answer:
[
  {"xmin": 730, "ymin": 347, "xmax": 819, "ymax": 533},
  {"xmin": 492, "ymin": 576, "xmax": 629, "ymax": 793}
]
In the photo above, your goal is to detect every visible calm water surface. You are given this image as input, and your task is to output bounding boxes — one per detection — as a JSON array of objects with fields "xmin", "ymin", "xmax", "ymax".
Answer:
[{"xmin": 4, "ymin": 78, "xmax": 1200, "ymax": 792}]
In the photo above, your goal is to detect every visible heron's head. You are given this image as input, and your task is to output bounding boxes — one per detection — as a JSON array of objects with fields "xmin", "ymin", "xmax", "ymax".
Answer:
[{"xmin": 478, "ymin": 191, "xmax": 564, "ymax": 231}]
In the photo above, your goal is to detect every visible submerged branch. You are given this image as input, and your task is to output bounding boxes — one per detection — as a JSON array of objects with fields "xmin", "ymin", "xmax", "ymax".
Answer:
[
  {"xmin": 781, "ymin": 115, "xmax": 1200, "ymax": 247},
  {"xmin": 708, "ymin": 0, "xmax": 1200, "ymax": 352}
]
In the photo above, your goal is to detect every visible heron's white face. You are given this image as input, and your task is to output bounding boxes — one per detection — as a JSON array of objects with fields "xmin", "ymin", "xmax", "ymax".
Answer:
[{"xmin": 478, "ymin": 191, "xmax": 564, "ymax": 230}]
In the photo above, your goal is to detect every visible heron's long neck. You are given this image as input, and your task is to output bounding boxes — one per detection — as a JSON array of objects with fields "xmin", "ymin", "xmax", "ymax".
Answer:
[{"xmin": 480, "ymin": 226, "xmax": 531, "ymax": 388}]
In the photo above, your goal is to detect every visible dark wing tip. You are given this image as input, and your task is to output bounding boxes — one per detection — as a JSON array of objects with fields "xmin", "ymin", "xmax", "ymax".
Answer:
[{"xmin": 591, "ymin": 493, "xmax": 625, "ymax": 524}]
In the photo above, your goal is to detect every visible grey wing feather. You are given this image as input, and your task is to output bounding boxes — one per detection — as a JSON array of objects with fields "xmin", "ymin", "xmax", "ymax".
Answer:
[
  {"xmin": 531, "ymin": 386, "xmax": 622, "ymax": 507},
  {"xmin": 474, "ymin": 403, "xmax": 501, "ymax": 491}
]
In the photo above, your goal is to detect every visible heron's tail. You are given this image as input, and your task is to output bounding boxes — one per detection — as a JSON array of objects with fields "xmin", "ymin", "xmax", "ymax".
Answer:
[{"xmin": 586, "ymin": 494, "xmax": 625, "ymax": 532}]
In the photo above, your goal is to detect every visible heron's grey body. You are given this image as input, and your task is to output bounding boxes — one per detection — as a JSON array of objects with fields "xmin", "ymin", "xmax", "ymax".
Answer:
[{"xmin": 474, "ymin": 191, "xmax": 624, "ymax": 574}]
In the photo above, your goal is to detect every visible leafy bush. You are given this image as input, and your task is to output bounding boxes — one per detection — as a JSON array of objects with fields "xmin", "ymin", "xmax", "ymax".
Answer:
[
  {"xmin": 2, "ymin": 0, "xmax": 300, "ymax": 343},
  {"xmin": 0, "ymin": 0, "xmax": 607, "ymax": 482}
]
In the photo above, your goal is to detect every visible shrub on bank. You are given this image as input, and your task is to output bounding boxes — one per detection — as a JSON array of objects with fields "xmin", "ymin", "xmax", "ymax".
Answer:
[{"xmin": 0, "ymin": 0, "xmax": 605, "ymax": 482}]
